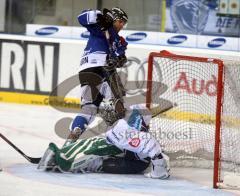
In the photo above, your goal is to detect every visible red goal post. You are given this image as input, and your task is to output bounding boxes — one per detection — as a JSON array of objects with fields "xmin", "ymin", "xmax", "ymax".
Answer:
[{"xmin": 146, "ymin": 50, "xmax": 240, "ymax": 189}]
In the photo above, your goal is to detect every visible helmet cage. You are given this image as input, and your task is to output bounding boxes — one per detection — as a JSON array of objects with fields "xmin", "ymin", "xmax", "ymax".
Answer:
[{"xmin": 111, "ymin": 7, "xmax": 128, "ymax": 24}]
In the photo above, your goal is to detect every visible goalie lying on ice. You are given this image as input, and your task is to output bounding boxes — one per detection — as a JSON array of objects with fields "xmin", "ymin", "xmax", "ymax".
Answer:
[{"xmin": 38, "ymin": 105, "xmax": 170, "ymax": 179}]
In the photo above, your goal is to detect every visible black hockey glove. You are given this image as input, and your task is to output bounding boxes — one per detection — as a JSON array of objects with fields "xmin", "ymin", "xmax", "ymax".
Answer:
[
  {"xmin": 116, "ymin": 55, "xmax": 127, "ymax": 68},
  {"xmin": 97, "ymin": 8, "xmax": 114, "ymax": 31},
  {"xmin": 106, "ymin": 55, "xmax": 127, "ymax": 69},
  {"xmin": 106, "ymin": 57, "xmax": 118, "ymax": 70}
]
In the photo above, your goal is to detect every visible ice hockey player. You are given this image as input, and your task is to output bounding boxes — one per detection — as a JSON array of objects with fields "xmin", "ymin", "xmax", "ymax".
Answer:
[
  {"xmin": 38, "ymin": 102, "xmax": 170, "ymax": 179},
  {"xmin": 65, "ymin": 7, "xmax": 128, "ymax": 146},
  {"xmin": 38, "ymin": 136, "xmax": 151, "ymax": 175}
]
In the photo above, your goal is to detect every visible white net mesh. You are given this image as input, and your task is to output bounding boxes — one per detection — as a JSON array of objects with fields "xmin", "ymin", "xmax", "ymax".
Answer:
[
  {"xmin": 220, "ymin": 62, "xmax": 240, "ymax": 188},
  {"xmin": 147, "ymin": 51, "xmax": 240, "ymax": 188}
]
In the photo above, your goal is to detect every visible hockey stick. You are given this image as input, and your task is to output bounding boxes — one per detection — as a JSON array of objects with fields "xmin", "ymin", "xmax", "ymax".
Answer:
[
  {"xmin": 104, "ymin": 30, "xmax": 126, "ymax": 99},
  {"xmin": 0, "ymin": 133, "xmax": 41, "ymax": 164},
  {"xmin": 151, "ymin": 102, "xmax": 177, "ymax": 118},
  {"xmin": 151, "ymin": 105, "xmax": 174, "ymax": 118},
  {"xmin": 0, "ymin": 103, "xmax": 176, "ymax": 164}
]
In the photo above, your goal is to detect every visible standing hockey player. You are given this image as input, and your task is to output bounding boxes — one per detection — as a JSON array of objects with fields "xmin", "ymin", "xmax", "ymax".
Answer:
[
  {"xmin": 39, "ymin": 102, "xmax": 170, "ymax": 179},
  {"xmin": 65, "ymin": 7, "xmax": 128, "ymax": 145}
]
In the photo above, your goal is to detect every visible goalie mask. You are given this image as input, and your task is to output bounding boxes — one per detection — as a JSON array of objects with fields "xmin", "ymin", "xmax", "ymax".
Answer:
[{"xmin": 99, "ymin": 98, "xmax": 125, "ymax": 126}]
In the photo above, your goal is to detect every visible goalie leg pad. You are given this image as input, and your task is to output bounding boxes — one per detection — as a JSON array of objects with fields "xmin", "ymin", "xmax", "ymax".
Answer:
[
  {"xmin": 38, "ymin": 143, "xmax": 59, "ymax": 171},
  {"xmin": 59, "ymin": 136, "xmax": 123, "ymax": 172},
  {"xmin": 70, "ymin": 155, "xmax": 103, "ymax": 173}
]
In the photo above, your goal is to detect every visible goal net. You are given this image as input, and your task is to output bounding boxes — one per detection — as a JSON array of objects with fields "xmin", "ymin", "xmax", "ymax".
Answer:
[{"xmin": 146, "ymin": 50, "xmax": 240, "ymax": 189}]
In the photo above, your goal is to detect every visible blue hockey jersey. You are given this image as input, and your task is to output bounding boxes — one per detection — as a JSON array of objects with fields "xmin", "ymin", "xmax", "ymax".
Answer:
[{"xmin": 78, "ymin": 9, "xmax": 128, "ymax": 71}]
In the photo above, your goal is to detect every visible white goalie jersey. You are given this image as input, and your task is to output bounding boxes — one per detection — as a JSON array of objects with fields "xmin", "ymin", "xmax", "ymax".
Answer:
[{"xmin": 105, "ymin": 104, "xmax": 162, "ymax": 159}]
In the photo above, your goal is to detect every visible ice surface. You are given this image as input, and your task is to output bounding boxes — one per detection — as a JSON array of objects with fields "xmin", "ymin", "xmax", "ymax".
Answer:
[
  {"xmin": 0, "ymin": 103, "xmax": 239, "ymax": 196},
  {"xmin": 3, "ymin": 163, "xmax": 233, "ymax": 196}
]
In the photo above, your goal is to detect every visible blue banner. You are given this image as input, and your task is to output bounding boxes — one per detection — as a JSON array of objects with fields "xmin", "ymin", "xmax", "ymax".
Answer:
[{"xmin": 165, "ymin": 0, "xmax": 240, "ymax": 37}]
